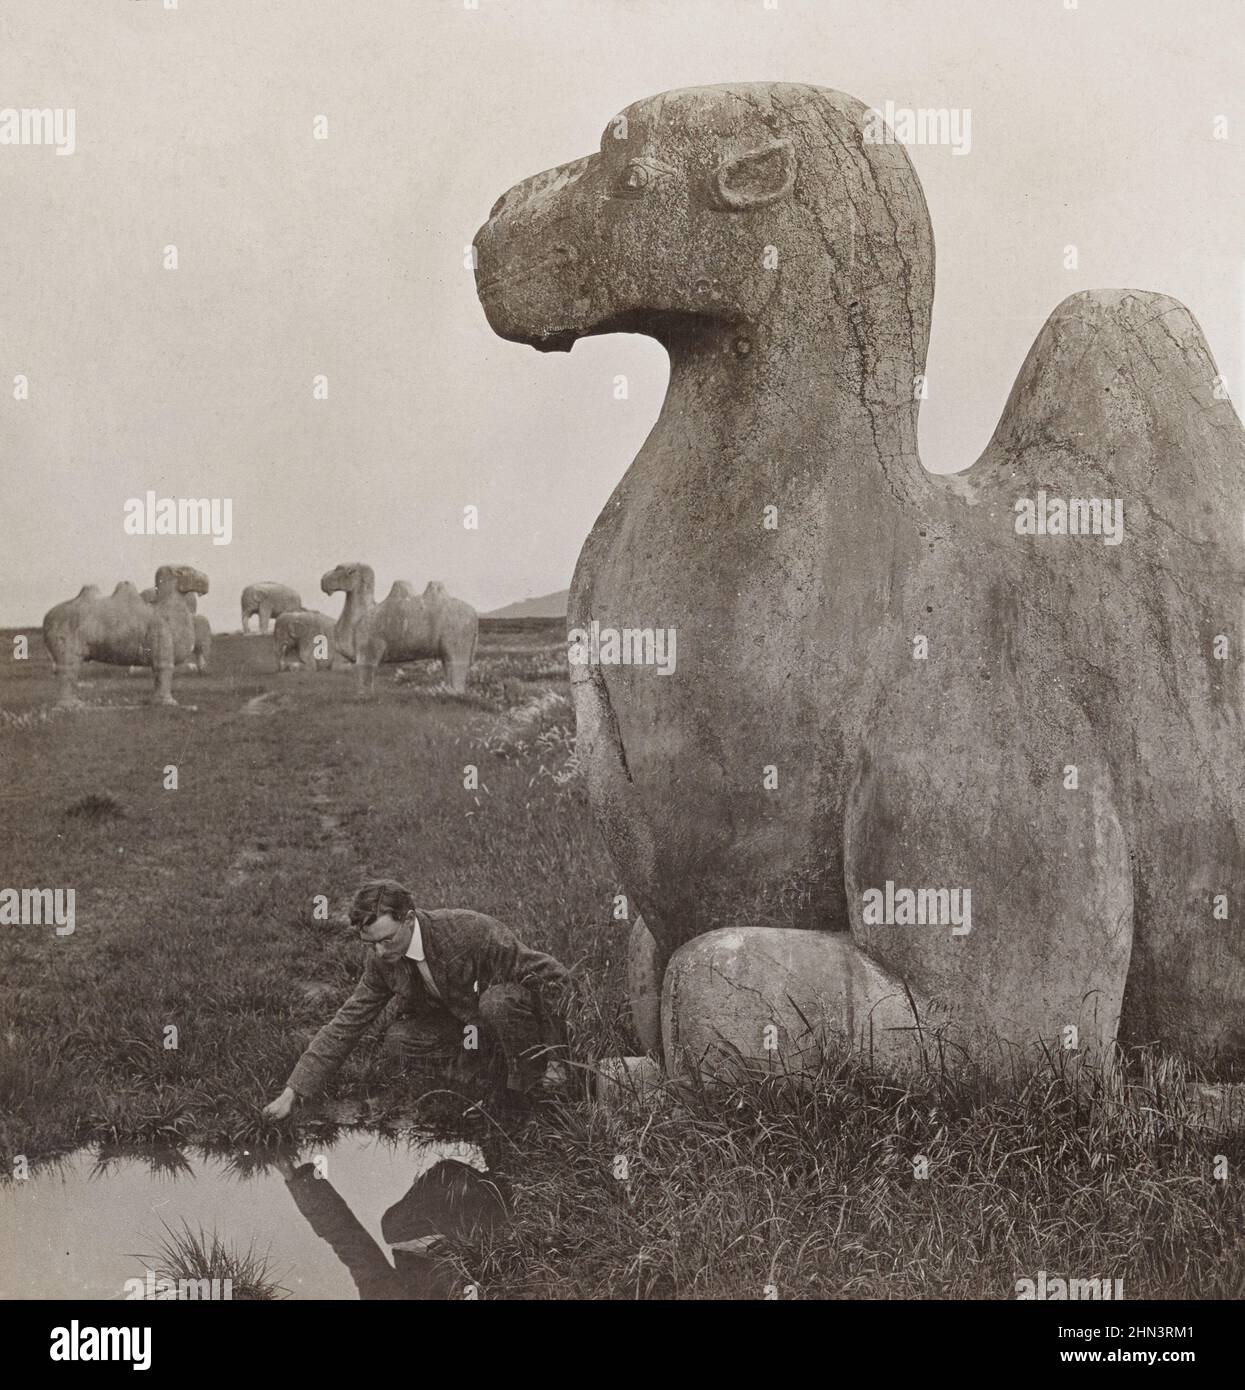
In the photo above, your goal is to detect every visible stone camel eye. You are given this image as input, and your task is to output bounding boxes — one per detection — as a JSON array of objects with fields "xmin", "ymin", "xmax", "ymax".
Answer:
[{"xmin": 616, "ymin": 160, "xmax": 653, "ymax": 196}]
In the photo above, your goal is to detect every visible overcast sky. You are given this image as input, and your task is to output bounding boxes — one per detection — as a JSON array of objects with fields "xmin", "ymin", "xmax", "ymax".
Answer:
[{"xmin": 2, "ymin": 0, "xmax": 1242, "ymax": 629}]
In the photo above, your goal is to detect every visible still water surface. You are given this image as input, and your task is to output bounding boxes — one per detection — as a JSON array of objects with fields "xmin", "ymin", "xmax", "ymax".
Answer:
[{"xmin": 2, "ymin": 1131, "xmax": 493, "ymax": 1300}]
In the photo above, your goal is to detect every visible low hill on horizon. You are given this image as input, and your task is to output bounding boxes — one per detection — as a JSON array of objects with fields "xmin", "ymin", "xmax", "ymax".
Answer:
[{"xmin": 486, "ymin": 589, "xmax": 568, "ymax": 619}]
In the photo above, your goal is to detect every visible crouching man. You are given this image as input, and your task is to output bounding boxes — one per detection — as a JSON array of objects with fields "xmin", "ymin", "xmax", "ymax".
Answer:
[{"xmin": 263, "ymin": 878, "xmax": 571, "ymax": 1119}]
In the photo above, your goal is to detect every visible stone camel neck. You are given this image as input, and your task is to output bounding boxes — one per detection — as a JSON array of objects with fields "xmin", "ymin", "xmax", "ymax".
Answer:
[
  {"xmin": 651, "ymin": 309, "xmax": 929, "ymax": 512},
  {"xmin": 337, "ymin": 571, "xmax": 376, "ymax": 660}
]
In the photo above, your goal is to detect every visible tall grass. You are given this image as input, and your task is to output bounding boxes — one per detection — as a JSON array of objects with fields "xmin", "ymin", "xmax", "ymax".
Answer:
[
  {"xmin": 447, "ymin": 1043, "xmax": 1245, "ymax": 1300},
  {"xmin": 139, "ymin": 1219, "xmax": 287, "ymax": 1300}
]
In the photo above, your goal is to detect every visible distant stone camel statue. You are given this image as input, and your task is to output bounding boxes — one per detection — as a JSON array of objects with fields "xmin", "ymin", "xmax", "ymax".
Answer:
[
  {"xmin": 241, "ymin": 581, "xmax": 301, "ymax": 635},
  {"xmin": 273, "ymin": 609, "xmax": 336, "ymax": 672},
  {"xmin": 45, "ymin": 564, "xmax": 210, "ymax": 706},
  {"xmin": 142, "ymin": 587, "xmax": 210, "ymax": 673},
  {"xmin": 321, "ymin": 562, "xmax": 478, "ymax": 694},
  {"xmin": 476, "ymin": 82, "xmax": 1245, "ymax": 1074}
]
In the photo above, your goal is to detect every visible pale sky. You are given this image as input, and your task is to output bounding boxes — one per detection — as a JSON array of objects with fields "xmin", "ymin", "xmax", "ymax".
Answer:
[{"xmin": 2, "ymin": 0, "xmax": 1242, "ymax": 629}]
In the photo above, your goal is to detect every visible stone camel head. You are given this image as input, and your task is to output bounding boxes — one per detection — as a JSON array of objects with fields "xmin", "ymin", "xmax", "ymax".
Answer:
[
  {"xmin": 154, "ymin": 565, "xmax": 209, "ymax": 599},
  {"xmin": 321, "ymin": 562, "xmax": 375, "ymax": 597},
  {"xmin": 474, "ymin": 81, "xmax": 931, "ymax": 455}
]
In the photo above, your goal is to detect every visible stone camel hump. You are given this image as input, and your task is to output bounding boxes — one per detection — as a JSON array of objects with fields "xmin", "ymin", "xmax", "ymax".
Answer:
[{"xmin": 475, "ymin": 82, "xmax": 1245, "ymax": 1069}]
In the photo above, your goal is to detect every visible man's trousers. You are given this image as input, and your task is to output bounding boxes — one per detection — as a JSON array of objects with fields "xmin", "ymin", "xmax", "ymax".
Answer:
[{"xmin": 382, "ymin": 982, "xmax": 557, "ymax": 1091}]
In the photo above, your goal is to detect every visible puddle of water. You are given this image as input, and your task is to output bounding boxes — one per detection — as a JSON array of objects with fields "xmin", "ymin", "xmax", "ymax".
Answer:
[{"xmin": 1, "ymin": 1131, "xmax": 495, "ymax": 1301}]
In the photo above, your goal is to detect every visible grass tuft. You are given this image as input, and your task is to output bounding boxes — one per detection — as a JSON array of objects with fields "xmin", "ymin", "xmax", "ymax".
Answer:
[
  {"xmin": 138, "ymin": 1219, "xmax": 288, "ymax": 1300},
  {"xmin": 64, "ymin": 791, "xmax": 126, "ymax": 822}
]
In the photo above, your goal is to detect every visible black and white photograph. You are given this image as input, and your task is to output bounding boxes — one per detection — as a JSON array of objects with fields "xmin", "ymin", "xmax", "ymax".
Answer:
[{"xmin": 1, "ymin": 0, "xmax": 1243, "ymax": 1353}]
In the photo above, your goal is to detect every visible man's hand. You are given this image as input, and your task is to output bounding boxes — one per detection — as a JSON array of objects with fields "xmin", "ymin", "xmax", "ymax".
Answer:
[{"xmin": 262, "ymin": 1086, "xmax": 298, "ymax": 1120}]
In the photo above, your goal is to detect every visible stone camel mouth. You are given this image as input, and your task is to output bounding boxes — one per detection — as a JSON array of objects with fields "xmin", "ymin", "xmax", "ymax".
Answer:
[
  {"xmin": 321, "ymin": 570, "xmax": 352, "ymax": 596},
  {"xmin": 475, "ymin": 244, "xmax": 579, "ymax": 300},
  {"xmin": 528, "ymin": 329, "xmax": 578, "ymax": 354},
  {"xmin": 475, "ymin": 241, "xmax": 583, "ymax": 351},
  {"xmin": 475, "ymin": 285, "xmax": 581, "ymax": 352}
]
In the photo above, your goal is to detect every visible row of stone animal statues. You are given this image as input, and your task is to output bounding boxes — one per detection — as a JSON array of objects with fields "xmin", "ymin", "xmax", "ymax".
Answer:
[{"xmin": 42, "ymin": 562, "xmax": 477, "ymax": 705}]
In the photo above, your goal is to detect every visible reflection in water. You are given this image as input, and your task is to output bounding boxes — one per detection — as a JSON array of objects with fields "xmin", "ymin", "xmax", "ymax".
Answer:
[
  {"xmin": 1, "ymin": 1131, "xmax": 502, "ymax": 1301},
  {"xmin": 281, "ymin": 1157, "xmax": 506, "ymax": 1299},
  {"xmin": 90, "ymin": 1146, "xmax": 196, "ymax": 1182}
]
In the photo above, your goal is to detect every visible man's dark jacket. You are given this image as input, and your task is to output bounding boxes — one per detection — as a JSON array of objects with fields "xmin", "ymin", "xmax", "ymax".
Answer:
[{"xmin": 287, "ymin": 908, "xmax": 569, "ymax": 1098}]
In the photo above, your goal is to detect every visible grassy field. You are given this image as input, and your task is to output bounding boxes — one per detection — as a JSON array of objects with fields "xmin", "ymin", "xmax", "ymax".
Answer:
[
  {"xmin": 0, "ymin": 621, "xmax": 625, "ymax": 1157},
  {"xmin": 3, "ymin": 623, "xmax": 1244, "ymax": 1299}
]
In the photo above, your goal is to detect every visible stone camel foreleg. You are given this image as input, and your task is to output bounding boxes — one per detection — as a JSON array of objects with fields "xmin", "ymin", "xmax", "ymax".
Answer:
[
  {"xmin": 149, "ymin": 624, "xmax": 178, "ymax": 706},
  {"xmin": 355, "ymin": 632, "xmax": 383, "ymax": 696},
  {"xmin": 440, "ymin": 643, "xmax": 472, "ymax": 694},
  {"xmin": 50, "ymin": 638, "xmax": 84, "ymax": 708}
]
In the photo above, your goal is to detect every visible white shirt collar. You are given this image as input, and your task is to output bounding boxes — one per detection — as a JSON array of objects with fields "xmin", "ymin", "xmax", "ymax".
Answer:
[{"xmin": 404, "ymin": 914, "xmax": 426, "ymax": 963}]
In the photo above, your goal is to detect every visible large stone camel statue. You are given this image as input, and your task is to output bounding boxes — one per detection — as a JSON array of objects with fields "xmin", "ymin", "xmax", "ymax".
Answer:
[
  {"xmin": 475, "ymin": 82, "xmax": 1245, "ymax": 1076},
  {"xmin": 44, "ymin": 564, "xmax": 210, "ymax": 706},
  {"xmin": 322, "ymin": 563, "xmax": 478, "ymax": 694},
  {"xmin": 240, "ymin": 581, "xmax": 301, "ymax": 635}
]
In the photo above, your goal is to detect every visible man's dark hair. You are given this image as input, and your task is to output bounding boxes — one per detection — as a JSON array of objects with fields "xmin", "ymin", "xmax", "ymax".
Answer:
[{"xmin": 350, "ymin": 878, "xmax": 416, "ymax": 928}]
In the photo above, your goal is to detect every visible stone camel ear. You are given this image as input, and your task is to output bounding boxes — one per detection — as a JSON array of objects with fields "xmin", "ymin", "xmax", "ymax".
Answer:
[{"xmin": 710, "ymin": 138, "xmax": 796, "ymax": 210}]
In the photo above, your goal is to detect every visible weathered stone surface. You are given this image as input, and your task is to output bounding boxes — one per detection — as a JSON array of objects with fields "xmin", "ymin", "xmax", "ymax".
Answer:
[
  {"xmin": 662, "ymin": 928, "xmax": 931, "ymax": 1079},
  {"xmin": 626, "ymin": 916, "xmax": 662, "ymax": 1054},
  {"xmin": 593, "ymin": 1054, "xmax": 665, "ymax": 1111},
  {"xmin": 240, "ymin": 581, "xmax": 301, "ymax": 635},
  {"xmin": 476, "ymin": 82, "xmax": 1245, "ymax": 1067},
  {"xmin": 43, "ymin": 564, "xmax": 209, "ymax": 706}
]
